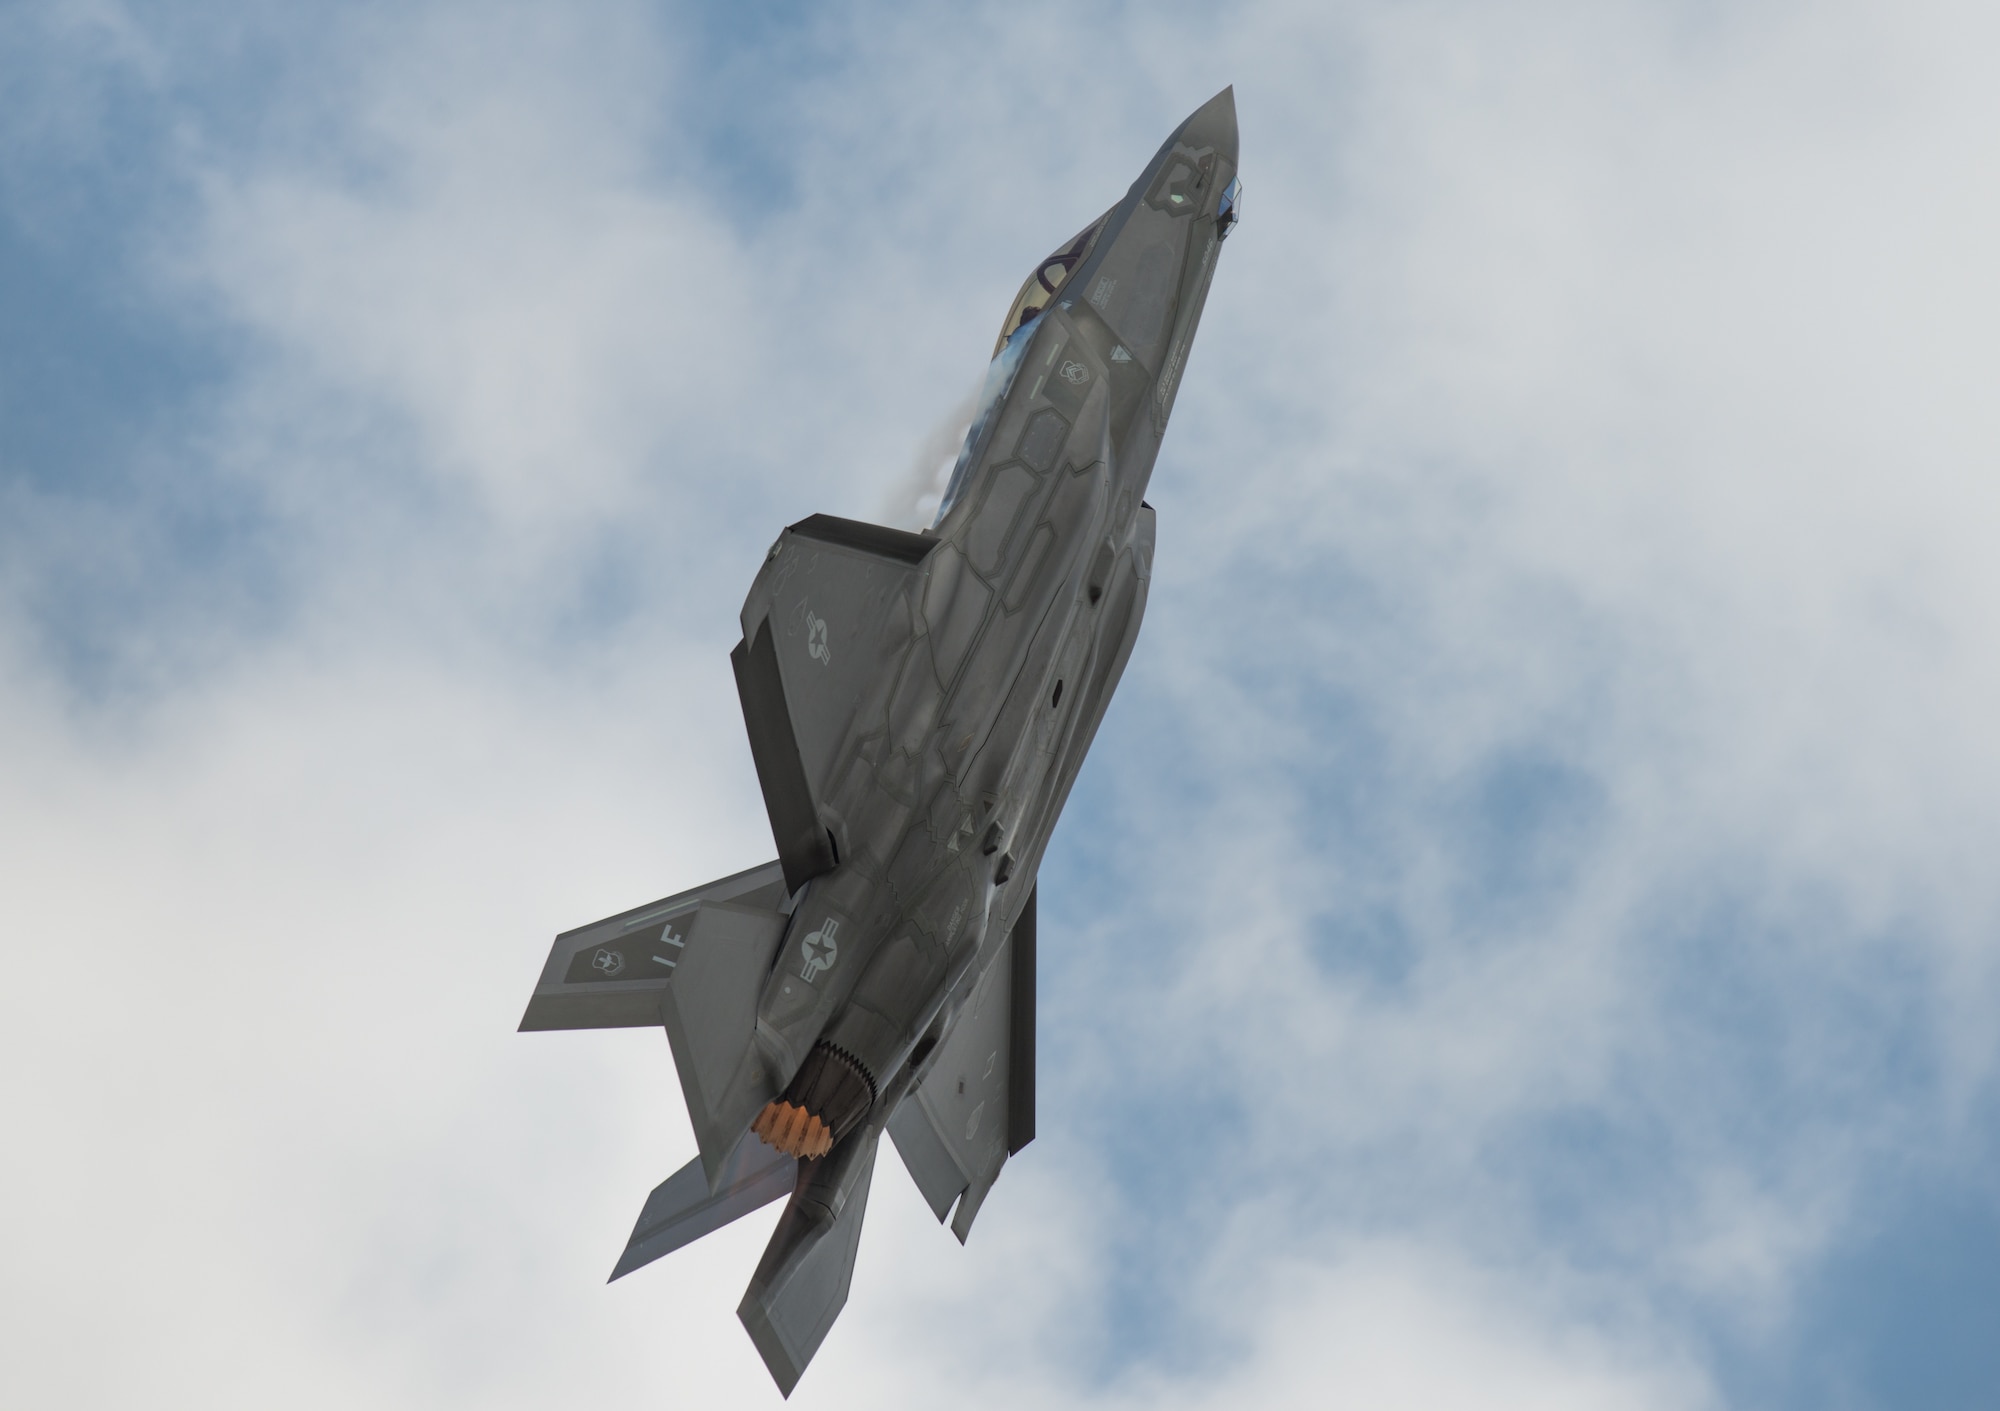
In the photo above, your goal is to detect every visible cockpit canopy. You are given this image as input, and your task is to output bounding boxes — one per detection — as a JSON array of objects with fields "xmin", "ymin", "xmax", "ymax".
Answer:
[{"xmin": 991, "ymin": 211, "xmax": 1111, "ymax": 357}]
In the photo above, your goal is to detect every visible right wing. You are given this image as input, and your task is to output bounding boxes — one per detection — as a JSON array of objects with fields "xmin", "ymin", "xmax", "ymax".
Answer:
[{"xmin": 887, "ymin": 887, "xmax": 1036, "ymax": 1241}]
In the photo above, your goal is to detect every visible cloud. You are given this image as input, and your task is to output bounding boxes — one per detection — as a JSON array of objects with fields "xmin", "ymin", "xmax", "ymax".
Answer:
[{"xmin": 5, "ymin": 1, "xmax": 2000, "ymax": 1407}]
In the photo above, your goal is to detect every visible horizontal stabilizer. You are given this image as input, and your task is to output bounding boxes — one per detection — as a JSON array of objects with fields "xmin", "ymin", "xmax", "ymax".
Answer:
[
  {"xmin": 520, "ymin": 859, "xmax": 795, "ymax": 1188},
  {"xmin": 610, "ymin": 1130, "xmax": 797, "ymax": 1282},
  {"xmin": 738, "ymin": 1128, "xmax": 880, "ymax": 1397},
  {"xmin": 518, "ymin": 861, "xmax": 789, "ymax": 1032}
]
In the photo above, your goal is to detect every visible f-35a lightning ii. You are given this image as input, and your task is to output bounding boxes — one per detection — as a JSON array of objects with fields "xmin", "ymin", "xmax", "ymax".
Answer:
[{"xmin": 520, "ymin": 88, "xmax": 1239, "ymax": 1395}]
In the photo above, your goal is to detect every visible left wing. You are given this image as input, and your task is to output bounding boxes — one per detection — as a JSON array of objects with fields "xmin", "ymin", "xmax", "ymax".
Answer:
[{"xmin": 733, "ymin": 514, "xmax": 935, "ymax": 894}]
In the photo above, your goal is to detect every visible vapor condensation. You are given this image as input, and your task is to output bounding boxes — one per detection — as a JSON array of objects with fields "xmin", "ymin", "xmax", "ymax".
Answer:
[{"xmin": 882, "ymin": 387, "xmax": 980, "ymax": 529}]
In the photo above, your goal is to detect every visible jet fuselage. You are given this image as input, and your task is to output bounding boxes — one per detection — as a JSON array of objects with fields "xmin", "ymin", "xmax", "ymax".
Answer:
[{"xmin": 746, "ymin": 94, "xmax": 1241, "ymax": 1153}]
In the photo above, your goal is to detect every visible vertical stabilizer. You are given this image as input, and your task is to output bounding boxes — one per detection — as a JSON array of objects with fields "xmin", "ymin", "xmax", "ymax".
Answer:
[{"xmin": 737, "ymin": 1127, "xmax": 881, "ymax": 1397}]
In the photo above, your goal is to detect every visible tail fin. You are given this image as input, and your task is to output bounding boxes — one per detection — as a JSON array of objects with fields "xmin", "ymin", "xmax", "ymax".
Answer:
[
  {"xmin": 737, "ymin": 1126, "xmax": 882, "ymax": 1397},
  {"xmin": 520, "ymin": 860, "xmax": 793, "ymax": 1187},
  {"xmin": 609, "ymin": 1129, "xmax": 797, "ymax": 1282}
]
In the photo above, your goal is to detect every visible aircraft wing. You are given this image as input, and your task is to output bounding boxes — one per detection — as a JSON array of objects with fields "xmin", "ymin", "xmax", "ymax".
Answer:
[
  {"xmin": 734, "ymin": 514, "xmax": 936, "ymax": 893},
  {"xmin": 887, "ymin": 888, "xmax": 1036, "ymax": 1241}
]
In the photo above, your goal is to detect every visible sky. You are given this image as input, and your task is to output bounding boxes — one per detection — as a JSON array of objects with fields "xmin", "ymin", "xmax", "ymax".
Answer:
[{"xmin": 4, "ymin": 1, "xmax": 2000, "ymax": 1407}]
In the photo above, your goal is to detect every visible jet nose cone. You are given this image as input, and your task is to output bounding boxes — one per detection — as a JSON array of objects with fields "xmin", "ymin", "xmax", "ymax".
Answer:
[{"xmin": 1175, "ymin": 85, "xmax": 1237, "ymax": 163}]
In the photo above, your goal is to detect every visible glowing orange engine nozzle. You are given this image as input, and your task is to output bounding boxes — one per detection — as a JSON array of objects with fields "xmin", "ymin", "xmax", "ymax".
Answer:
[{"xmin": 752, "ymin": 1100, "xmax": 833, "ymax": 1159}]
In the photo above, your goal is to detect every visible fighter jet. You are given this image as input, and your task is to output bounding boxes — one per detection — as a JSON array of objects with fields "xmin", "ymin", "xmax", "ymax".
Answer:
[{"xmin": 520, "ymin": 88, "xmax": 1240, "ymax": 1395}]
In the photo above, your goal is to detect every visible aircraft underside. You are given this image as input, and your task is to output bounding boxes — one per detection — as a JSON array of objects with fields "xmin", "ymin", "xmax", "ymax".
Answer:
[{"xmin": 519, "ymin": 85, "xmax": 1239, "ymax": 1395}]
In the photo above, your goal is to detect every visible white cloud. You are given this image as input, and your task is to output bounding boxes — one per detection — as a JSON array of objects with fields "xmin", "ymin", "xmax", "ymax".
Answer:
[{"xmin": 6, "ymin": 0, "xmax": 2000, "ymax": 1405}]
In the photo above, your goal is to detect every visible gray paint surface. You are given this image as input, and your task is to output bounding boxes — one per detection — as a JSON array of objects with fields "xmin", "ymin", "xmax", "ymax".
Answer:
[
  {"xmin": 519, "ymin": 87, "xmax": 1239, "ymax": 1396},
  {"xmin": 609, "ymin": 1130, "xmax": 797, "ymax": 1283}
]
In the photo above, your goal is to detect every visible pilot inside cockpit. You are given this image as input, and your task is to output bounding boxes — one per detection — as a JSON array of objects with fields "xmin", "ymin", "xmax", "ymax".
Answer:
[{"xmin": 989, "ymin": 213, "xmax": 1110, "ymax": 356}]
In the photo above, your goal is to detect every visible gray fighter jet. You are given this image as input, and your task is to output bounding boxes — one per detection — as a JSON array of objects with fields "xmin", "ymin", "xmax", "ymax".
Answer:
[{"xmin": 520, "ymin": 88, "xmax": 1239, "ymax": 1395}]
